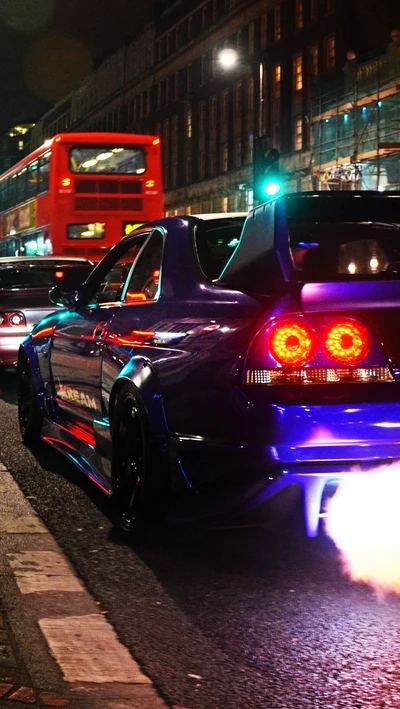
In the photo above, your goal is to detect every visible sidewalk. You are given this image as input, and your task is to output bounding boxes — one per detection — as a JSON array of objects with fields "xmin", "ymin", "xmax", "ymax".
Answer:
[{"xmin": 0, "ymin": 462, "xmax": 168, "ymax": 709}]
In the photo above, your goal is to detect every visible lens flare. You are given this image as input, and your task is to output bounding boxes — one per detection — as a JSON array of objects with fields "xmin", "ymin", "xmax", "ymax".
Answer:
[{"xmin": 325, "ymin": 463, "xmax": 400, "ymax": 597}]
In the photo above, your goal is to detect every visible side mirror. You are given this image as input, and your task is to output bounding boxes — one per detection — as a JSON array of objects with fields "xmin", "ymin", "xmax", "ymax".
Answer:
[{"xmin": 48, "ymin": 284, "xmax": 83, "ymax": 309}]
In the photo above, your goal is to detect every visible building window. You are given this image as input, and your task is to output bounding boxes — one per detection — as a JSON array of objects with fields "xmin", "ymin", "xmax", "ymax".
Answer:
[
  {"xmin": 235, "ymin": 137, "xmax": 242, "ymax": 167},
  {"xmin": 272, "ymin": 122, "xmax": 280, "ymax": 148},
  {"xmin": 221, "ymin": 89, "xmax": 229, "ymax": 124},
  {"xmin": 185, "ymin": 156, "xmax": 192, "ymax": 184},
  {"xmin": 199, "ymin": 150, "xmax": 206, "ymax": 180},
  {"xmin": 223, "ymin": 196, "xmax": 229, "ymax": 213},
  {"xmin": 186, "ymin": 108, "xmax": 192, "ymax": 138},
  {"xmin": 310, "ymin": 0, "xmax": 318, "ymax": 22},
  {"xmin": 247, "ymin": 77, "xmax": 254, "ymax": 110},
  {"xmin": 18, "ymin": 140, "xmax": 24, "ymax": 151},
  {"xmin": 210, "ymin": 95, "xmax": 217, "ymax": 130},
  {"xmin": 201, "ymin": 54, "xmax": 207, "ymax": 84},
  {"xmin": 274, "ymin": 5, "xmax": 281, "ymax": 41},
  {"xmin": 234, "ymin": 82, "xmax": 242, "ymax": 114},
  {"xmin": 294, "ymin": 117, "xmax": 303, "ymax": 150},
  {"xmin": 308, "ymin": 44, "xmax": 319, "ymax": 76},
  {"xmin": 166, "ymin": 33, "xmax": 171, "ymax": 56},
  {"xmin": 295, "ymin": 0, "xmax": 303, "ymax": 30},
  {"xmin": 212, "ymin": 0, "xmax": 218, "ymax": 21},
  {"xmin": 212, "ymin": 46, "xmax": 219, "ymax": 77},
  {"xmin": 293, "ymin": 53, "xmax": 303, "ymax": 91},
  {"xmin": 199, "ymin": 101, "xmax": 206, "ymax": 133},
  {"xmin": 248, "ymin": 22, "xmax": 255, "ymax": 54},
  {"xmin": 221, "ymin": 143, "xmax": 228, "ymax": 172},
  {"xmin": 187, "ymin": 64, "xmax": 192, "ymax": 92},
  {"xmin": 325, "ymin": 35, "xmax": 335, "ymax": 71},
  {"xmin": 174, "ymin": 71, "xmax": 179, "ymax": 99},
  {"xmin": 175, "ymin": 26, "xmax": 180, "ymax": 49},
  {"xmin": 202, "ymin": 6, "xmax": 207, "ymax": 29},
  {"xmin": 261, "ymin": 14, "xmax": 267, "ymax": 49},
  {"xmin": 165, "ymin": 78, "xmax": 170, "ymax": 105},
  {"xmin": 188, "ymin": 16, "xmax": 193, "ymax": 40},
  {"xmin": 272, "ymin": 64, "xmax": 281, "ymax": 99},
  {"xmin": 327, "ymin": 0, "xmax": 334, "ymax": 14},
  {"xmin": 157, "ymin": 83, "xmax": 162, "ymax": 110},
  {"xmin": 172, "ymin": 114, "xmax": 179, "ymax": 188}
]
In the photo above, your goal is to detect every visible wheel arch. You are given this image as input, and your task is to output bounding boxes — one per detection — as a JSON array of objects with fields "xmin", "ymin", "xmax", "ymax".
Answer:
[
  {"xmin": 17, "ymin": 342, "xmax": 45, "ymax": 413},
  {"xmin": 109, "ymin": 356, "xmax": 169, "ymax": 441}
]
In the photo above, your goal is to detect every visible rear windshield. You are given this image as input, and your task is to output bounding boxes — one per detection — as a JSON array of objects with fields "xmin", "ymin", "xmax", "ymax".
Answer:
[
  {"xmin": 70, "ymin": 146, "xmax": 145, "ymax": 174},
  {"xmin": 195, "ymin": 217, "xmax": 246, "ymax": 280},
  {"xmin": 0, "ymin": 264, "xmax": 93, "ymax": 289},
  {"xmin": 287, "ymin": 196, "xmax": 400, "ymax": 281}
]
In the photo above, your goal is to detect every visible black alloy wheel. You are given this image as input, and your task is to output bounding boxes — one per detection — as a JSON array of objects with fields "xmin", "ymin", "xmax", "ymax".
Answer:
[
  {"xmin": 17, "ymin": 354, "xmax": 43, "ymax": 444},
  {"xmin": 112, "ymin": 385, "xmax": 170, "ymax": 541}
]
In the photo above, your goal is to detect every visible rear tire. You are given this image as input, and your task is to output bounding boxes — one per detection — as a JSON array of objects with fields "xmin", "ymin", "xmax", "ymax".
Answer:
[
  {"xmin": 17, "ymin": 354, "xmax": 43, "ymax": 444},
  {"xmin": 111, "ymin": 385, "xmax": 169, "ymax": 542}
]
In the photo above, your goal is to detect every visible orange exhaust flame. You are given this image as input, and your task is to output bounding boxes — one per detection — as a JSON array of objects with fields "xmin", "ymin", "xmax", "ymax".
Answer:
[{"xmin": 325, "ymin": 463, "xmax": 400, "ymax": 597}]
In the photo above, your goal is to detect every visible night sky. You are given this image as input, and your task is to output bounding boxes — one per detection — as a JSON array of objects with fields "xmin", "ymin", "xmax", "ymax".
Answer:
[{"xmin": 0, "ymin": 0, "xmax": 155, "ymax": 134}]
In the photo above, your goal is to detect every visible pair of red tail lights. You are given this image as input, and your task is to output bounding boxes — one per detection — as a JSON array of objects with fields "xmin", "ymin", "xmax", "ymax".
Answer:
[
  {"xmin": 268, "ymin": 318, "xmax": 370, "ymax": 367},
  {"xmin": 244, "ymin": 317, "xmax": 393, "ymax": 386}
]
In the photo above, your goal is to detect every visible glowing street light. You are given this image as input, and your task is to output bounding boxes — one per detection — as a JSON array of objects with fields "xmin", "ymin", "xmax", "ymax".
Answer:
[{"xmin": 218, "ymin": 47, "xmax": 239, "ymax": 69}]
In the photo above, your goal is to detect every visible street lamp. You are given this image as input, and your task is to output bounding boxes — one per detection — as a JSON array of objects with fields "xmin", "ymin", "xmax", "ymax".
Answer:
[
  {"xmin": 218, "ymin": 48, "xmax": 264, "ymax": 137},
  {"xmin": 218, "ymin": 48, "xmax": 281, "ymax": 202}
]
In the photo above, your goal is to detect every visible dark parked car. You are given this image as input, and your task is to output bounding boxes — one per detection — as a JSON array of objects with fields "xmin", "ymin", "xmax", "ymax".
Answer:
[
  {"xmin": 16, "ymin": 193, "xmax": 400, "ymax": 538},
  {"xmin": 0, "ymin": 256, "xmax": 94, "ymax": 366}
]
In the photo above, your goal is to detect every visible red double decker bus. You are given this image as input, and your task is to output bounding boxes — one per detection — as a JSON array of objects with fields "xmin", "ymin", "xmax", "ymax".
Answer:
[{"xmin": 0, "ymin": 132, "xmax": 163, "ymax": 261}]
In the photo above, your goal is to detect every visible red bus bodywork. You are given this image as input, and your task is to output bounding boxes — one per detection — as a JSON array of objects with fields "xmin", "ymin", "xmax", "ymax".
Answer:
[{"xmin": 0, "ymin": 132, "xmax": 163, "ymax": 261}]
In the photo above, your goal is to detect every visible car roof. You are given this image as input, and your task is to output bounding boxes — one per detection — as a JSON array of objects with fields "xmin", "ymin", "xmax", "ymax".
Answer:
[
  {"xmin": 190, "ymin": 212, "xmax": 248, "ymax": 220},
  {"xmin": 0, "ymin": 256, "xmax": 93, "ymax": 265}
]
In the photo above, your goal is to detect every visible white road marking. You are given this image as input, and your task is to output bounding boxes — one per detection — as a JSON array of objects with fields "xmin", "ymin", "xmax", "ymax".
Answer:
[
  {"xmin": 0, "ymin": 466, "xmax": 47, "ymax": 533},
  {"xmin": 0, "ymin": 516, "xmax": 47, "ymax": 533},
  {"xmin": 0, "ymin": 464, "xmax": 166, "ymax": 705},
  {"xmin": 8, "ymin": 551, "xmax": 85, "ymax": 594},
  {"xmin": 39, "ymin": 614, "xmax": 151, "ymax": 684}
]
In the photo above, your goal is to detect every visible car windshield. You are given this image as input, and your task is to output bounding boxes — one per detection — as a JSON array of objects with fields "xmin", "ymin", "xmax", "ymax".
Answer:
[
  {"xmin": 287, "ymin": 196, "xmax": 400, "ymax": 281},
  {"xmin": 0, "ymin": 264, "xmax": 93, "ymax": 289},
  {"xmin": 195, "ymin": 217, "xmax": 246, "ymax": 280}
]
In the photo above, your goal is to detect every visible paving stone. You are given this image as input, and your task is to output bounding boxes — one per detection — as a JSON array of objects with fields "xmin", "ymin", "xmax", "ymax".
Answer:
[
  {"xmin": 39, "ymin": 692, "xmax": 70, "ymax": 707},
  {"xmin": 8, "ymin": 686, "xmax": 36, "ymax": 703},
  {"xmin": 0, "ymin": 683, "xmax": 13, "ymax": 698}
]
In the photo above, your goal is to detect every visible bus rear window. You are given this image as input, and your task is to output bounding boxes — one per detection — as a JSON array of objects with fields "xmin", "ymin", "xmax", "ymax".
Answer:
[
  {"xmin": 68, "ymin": 223, "xmax": 105, "ymax": 240},
  {"xmin": 70, "ymin": 147, "xmax": 146, "ymax": 175}
]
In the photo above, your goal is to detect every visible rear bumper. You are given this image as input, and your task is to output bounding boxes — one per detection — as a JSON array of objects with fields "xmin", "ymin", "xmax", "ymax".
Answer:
[
  {"xmin": 0, "ymin": 331, "xmax": 29, "ymax": 365},
  {"xmin": 176, "ymin": 401, "xmax": 400, "ymax": 537}
]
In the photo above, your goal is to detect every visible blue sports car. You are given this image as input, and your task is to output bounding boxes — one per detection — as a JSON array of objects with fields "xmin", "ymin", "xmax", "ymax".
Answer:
[{"xmin": 17, "ymin": 191, "xmax": 400, "ymax": 538}]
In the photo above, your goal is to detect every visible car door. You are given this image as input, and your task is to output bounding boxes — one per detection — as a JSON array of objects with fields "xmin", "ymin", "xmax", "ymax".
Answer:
[
  {"xmin": 101, "ymin": 228, "xmax": 165, "ymax": 409},
  {"xmin": 50, "ymin": 232, "xmax": 150, "ymax": 424}
]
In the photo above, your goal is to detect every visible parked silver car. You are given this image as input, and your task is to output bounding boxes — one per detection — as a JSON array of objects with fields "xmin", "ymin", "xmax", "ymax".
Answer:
[{"xmin": 0, "ymin": 256, "xmax": 94, "ymax": 366}]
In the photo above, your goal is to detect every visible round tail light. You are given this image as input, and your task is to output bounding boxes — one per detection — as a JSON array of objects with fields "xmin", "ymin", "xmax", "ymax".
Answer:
[
  {"xmin": 325, "ymin": 320, "xmax": 370, "ymax": 365},
  {"xmin": 269, "ymin": 320, "xmax": 317, "ymax": 366},
  {"xmin": 8, "ymin": 312, "xmax": 26, "ymax": 327}
]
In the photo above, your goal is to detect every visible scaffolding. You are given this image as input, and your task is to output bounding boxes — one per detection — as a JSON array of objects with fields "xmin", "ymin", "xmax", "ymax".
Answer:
[{"xmin": 311, "ymin": 46, "xmax": 400, "ymax": 191}]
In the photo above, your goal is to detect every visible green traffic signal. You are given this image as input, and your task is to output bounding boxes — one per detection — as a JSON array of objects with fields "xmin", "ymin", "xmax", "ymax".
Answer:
[
  {"xmin": 253, "ymin": 139, "xmax": 281, "ymax": 202},
  {"xmin": 264, "ymin": 180, "xmax": 281, "ymax": 196}
]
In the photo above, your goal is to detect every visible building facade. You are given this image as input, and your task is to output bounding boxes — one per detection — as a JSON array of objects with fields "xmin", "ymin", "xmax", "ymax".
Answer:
[{"xmin": 28, "ymin": 0, "xmax": 400, "ymax": 213}]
